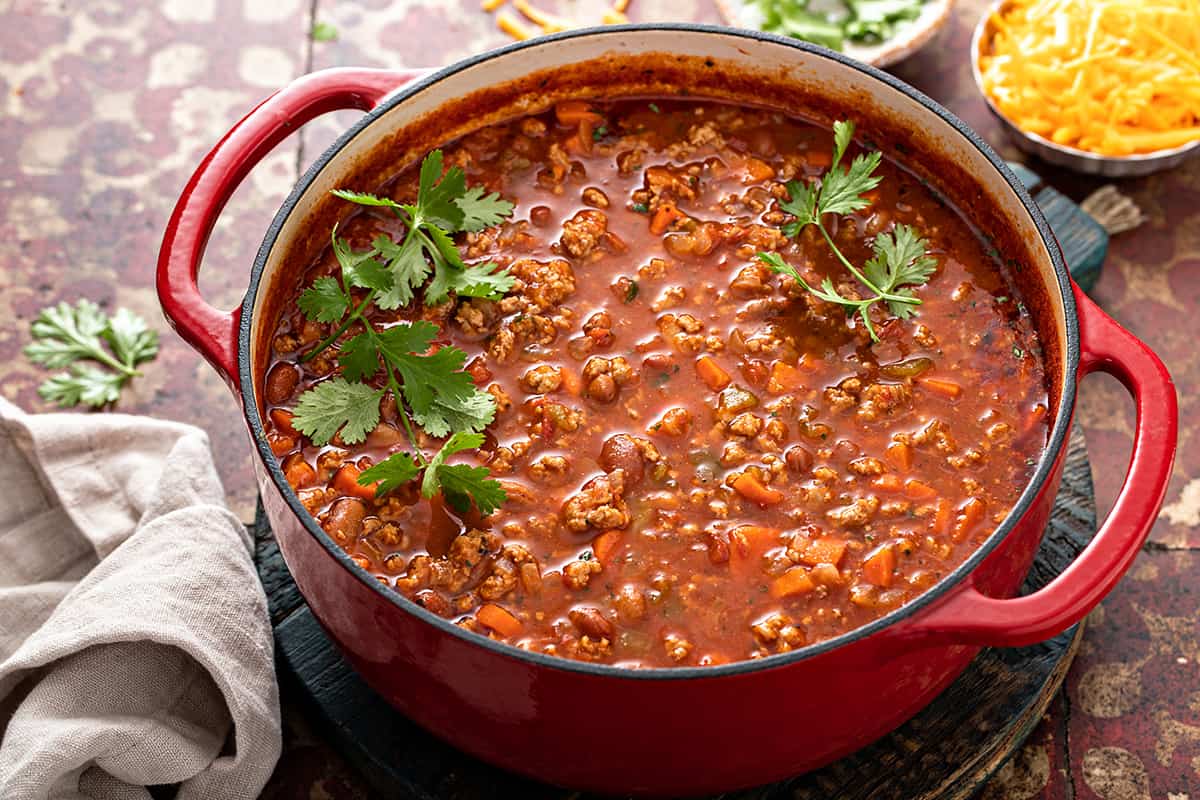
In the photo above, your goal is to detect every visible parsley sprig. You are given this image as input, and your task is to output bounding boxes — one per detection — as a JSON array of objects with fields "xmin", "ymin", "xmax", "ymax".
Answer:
[
  {"xmin": 25, "ymin": 300, "xmax": 158, "ymax": 407},
  {"xmin": 755, "ymin": 120, "xmax": 937, "ymax": 341},
  {"xmin": 289, "ymin": 153, "xmax": 514, "ymax": 516}
]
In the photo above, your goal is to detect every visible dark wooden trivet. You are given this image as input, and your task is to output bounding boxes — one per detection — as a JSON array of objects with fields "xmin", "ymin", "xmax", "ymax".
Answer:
[{"xmin": 253, "ymin": 427, "xmax": 1094, "ymax": 800}]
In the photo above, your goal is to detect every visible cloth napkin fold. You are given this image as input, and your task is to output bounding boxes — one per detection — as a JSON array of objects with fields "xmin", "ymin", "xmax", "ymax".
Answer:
[{"xmin": 0, "ymin": 398, "xmax": 280, "ymax": 799}]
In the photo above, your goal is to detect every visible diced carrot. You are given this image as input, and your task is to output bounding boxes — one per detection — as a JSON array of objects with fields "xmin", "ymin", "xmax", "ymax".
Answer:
[
  {"xmin": 1023, "ymin": 402, "xmax": 1048, "ymax": 433},
  {"xmin": 805, "ymin": 146, "xmax": 832, "ymax": 170},
  {"xmin": 767, "ymin": 361, "xmax": 805, "ymax": 394},
  {"xmin": 563, "ymin": 133, "xmax": 586, "ymax": 155},
  {"xmin": 576, "ymin": 118, "xmax": 596, "ymax": 154},
  {"xmin": 871, "ymin": 474, "xmax": 903, "ymax": 493},
  {"xmin": 742, "ymin": 157, "xmax": 776, "ymax": 183},
  {"xmin": 267, "ymin": 431, "xmax": 298, "ymax": 456},
  {"xmin": 270, "ymin": 408, "xmax": 298, "ymax": 436},
  {"xmin": 649, "ymin": 201, "xmax": 684, "ymax": 235},
  {"xmin": 477, "ymin": 603, "xmax": 523, "ymax": 638},
  {"xmin": 770, "ymin": 567, "xmax": 816, "ymax": 598},
  {"xmin": 934, "ymin": 498, "xmax": 954, "ymax": 535},
  {"xmin": 592, "ymin": 530, "xmax": 623, "ymax": 564},
  {"xmin": 695, "ymin": 355, "xmax": 732, "ymax": 391},
  {"xmin": 333, "ymin": 462, "xmax": 380, "ymax": 501},
  {"xmin": 904, "ymin": 479, "xmax": 938, "ymax": 500},
  {"xmin": 953, "ymin": 498, "xmax": 987, "ymax": 543},
  {"xmin": 283, "ymin": 455, "xmax": 316, "ymax": 490},
  {"xmin": 731, "ymin": 473, "xmax": 784, "ymax": 506},
  {"xmin": 799, "ymin": 536, "xmax": 847, "ymax": 567},
  {"xmin": 555, "ymin": 100, "xmax": 603, "ymax": 126},
  {"xmin": 559, "ymin": 366, "xmax": 583, "ymax": 397},
  {"xmin": 728, "ymin": 524, "xmax": 779, "ymax": 561},
  {"xmin": 862, "ymin": 544, "xmax": 896, "ymax": 588},
  {"xmin": 918, "ymin": 376, "xmax": 963, "ymax": 399},
  {"xmin": 885, "ymin": 441, "xmax": 913, "ymax": 471}
]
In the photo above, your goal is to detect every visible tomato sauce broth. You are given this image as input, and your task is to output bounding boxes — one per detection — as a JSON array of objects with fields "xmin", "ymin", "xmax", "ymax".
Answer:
[{"xmin": 263, "ymin": 99, "xmax": 1049, "ymax": 668}]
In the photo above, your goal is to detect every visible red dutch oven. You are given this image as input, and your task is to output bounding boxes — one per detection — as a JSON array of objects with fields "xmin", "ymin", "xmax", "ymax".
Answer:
[{"xmin": 157, "ymin": 25, "xmax": 1177, "ymax": 796}]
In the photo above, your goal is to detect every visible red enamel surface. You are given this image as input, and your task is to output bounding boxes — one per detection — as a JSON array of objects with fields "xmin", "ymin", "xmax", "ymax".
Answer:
[{"xmin": 156, "ymin": 68, "xmax": 425, "ymax": 388}]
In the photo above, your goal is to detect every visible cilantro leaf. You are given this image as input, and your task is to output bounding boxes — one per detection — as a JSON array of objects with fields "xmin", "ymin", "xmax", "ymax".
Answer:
[
  {"xmin": 329, "ymin": 189, "xmax": 404, "ymax": 210},
  {"xmin": 443, "ymin": 261, "xmax": 518, "ymax": 300},
  {"xmin": 387, "ymin": 346, "xmax": 493, "ymax": 436},
  {"xmin": 25, "ymin": 300, "xmax": 111, "ymax": 369},
  {"xmin": 374, "ymin": 235, "xmax": 430, "ymax": 310},
  {"xmin": 331, "ymin": 233, "xmax": 392, "ymax": 292},
  {"xmin": 291, "ymin": 378, "xmax": 382, "ymax": 445},
  {"xmin": 421, "ymin": 431, "xmax": 507, "ymax": 515},
  {"xmin": 298, "ymin": 276, "xmax": 349, "ymax": 323},
  {"xmin": 420, "ymin": 431, "xmax": 483, "ymax": 498},
  {"xmin": 357, "ymin": 451, "xmax": 421, "ymax": 496},
  {"xmin": 370, "ymin": 323, "xmax": 496, "ymax": 437},
  {"xmin": 415, "ymin": 151, "xmax": 467, "ymax": 231},
  {"xmin": 863, "ymin": 223, "xmax": 938, "ymax": 316},
  {"xmin": 38, "ymin": 364, "xmax": 125, "ymax": 408},
  {"xmin": 755, "ymin": 120, "xmax": 935, "ymax": 342},
  {"xmin": 779, "ymin": 179, "xmax": 818, "ymax": 230},
  {"xmin": 439, "ymin": 464, "xmax": 507, "ymax": 515},
  {"xmin": 832, "ymin": 119, "xmax": 855, "ymax": 170},
  {"xmin": 818, "ymin": 151, "xmax": 883, "ymax": 216},
  {"xmin": 104, "ymin": 308, "xmax": 159, "ymax": 368},
  {"xmin": 374, "ymin": 320, "xmax": 439, "ymax": 357},
  {"xmin": 337, "ymin": 333, "xmax": 380, "ymax": 382},
  {"xmin": 455, "ymin": 185, "xmax": 515, "ymax": 232},
  {"xmin": 411, "ymin": 387, "xmax": 497, "ymax": 439},
  {"xmin": 25, "ymin": 300, "xmax": 158, "ymax": 408},
  {"xmin": 758, "ymin": 252, "xmax": 856, "ymax": 307},
  {"xmin": 343, "ymin": 257, "xmax": 392, "ymax": 293}
]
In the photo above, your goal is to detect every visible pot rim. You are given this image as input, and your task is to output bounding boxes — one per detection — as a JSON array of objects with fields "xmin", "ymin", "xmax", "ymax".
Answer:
[{"xmin": 240, "ymin": 22, "xmax": 1079, "ymax": 680}]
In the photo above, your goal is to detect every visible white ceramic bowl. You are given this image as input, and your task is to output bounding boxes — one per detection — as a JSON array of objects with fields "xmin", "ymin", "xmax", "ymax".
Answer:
[{"xmin": 716, "ymin": 0, "xmax": 956, "ymax": 67}]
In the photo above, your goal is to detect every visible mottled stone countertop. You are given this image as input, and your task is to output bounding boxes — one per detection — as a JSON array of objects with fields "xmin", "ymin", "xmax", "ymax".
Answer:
[{"xmin": 2, "ymin": 1, "xmax": 1197, "ymax": 798}]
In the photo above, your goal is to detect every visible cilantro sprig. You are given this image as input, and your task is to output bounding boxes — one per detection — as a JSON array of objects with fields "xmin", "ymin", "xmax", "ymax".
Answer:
[
  {"xmin": 24, "ymin": 300, "xmax": 158, "ymax": 407},
  {"xmin": 288, "ymin": 154, "xmax": 513, "ymax": 516},
  {"xmin": 755, "ymin": 120, "xmax": 937, "ymax": 341},
  {"xmin": 301, "ymin": 151, "xmax": 515, "ymax": 360}
]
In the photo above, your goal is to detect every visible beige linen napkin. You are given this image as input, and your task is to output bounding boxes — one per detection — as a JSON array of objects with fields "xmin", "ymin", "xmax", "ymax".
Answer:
[{"xmin": 0, "ymin": 398, "xmax": 281, "ymax": 799}]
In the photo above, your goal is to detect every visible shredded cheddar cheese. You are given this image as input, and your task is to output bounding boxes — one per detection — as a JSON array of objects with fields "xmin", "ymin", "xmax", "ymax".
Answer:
[
  {"xmin": 488, "ymin": 1, "xmax": 635, "ymax": 39},
  {"xmin": 496, "ymin": 10, "xmax": 536, "ymax": 39},
  {"xmin": 978, "ymin": 0, "xmax": 1200, "ymax": 156}
]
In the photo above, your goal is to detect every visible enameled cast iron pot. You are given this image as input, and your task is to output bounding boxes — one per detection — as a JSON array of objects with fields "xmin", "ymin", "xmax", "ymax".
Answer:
[{"xmin": 157, "ymin": 25, "xmax": 1178, "ymax": 795}]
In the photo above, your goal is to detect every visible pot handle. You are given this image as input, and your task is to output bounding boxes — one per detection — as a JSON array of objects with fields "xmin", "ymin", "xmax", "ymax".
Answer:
[
  {"xmin": 156, "ymin": 67, "xmax": 427, "ymax": 389},
  {"xmin": 903, "ymin": 283, "xmax": 1177, "ymax": 647}
]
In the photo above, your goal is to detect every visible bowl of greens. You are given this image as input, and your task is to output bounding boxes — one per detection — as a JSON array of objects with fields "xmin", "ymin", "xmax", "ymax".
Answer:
[{"xmin": 718, "ymin": 0, "xmax": 956, "ymax": 66}]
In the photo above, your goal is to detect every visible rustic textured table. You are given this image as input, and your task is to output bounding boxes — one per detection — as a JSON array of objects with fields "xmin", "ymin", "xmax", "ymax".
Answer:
[{"xmin": 1, "ymin": 1, "xmax": 1196, "ymax": 798}]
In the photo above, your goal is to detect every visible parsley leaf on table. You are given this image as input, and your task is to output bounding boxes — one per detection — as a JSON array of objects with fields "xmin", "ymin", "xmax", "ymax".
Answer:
[
  {"xmin": 755, "ymin": 120, "xmax": 937, "ymax": 341},
  {"xmin": 38, "ymin": 364, "xmax": 126, "ymax": 408},
  {"xmin": 24, "ymin": 299, "xmax": 159, "ymax": 408}
]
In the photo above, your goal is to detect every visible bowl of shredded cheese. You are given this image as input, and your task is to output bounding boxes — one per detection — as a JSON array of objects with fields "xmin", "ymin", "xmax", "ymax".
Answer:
[{"xmin": 972, "ymin": 0, "xmax": 1200, "ymax": 177}]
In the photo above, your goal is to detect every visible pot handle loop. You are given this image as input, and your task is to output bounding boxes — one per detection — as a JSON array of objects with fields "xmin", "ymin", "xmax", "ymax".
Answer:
[
  {"xmin": 904, "ymin": 284, "xmax": 1177, "ymax": 647},
  {"xmin": 156, "ymin": 68, "xmax": 427, "ymax": 389}
]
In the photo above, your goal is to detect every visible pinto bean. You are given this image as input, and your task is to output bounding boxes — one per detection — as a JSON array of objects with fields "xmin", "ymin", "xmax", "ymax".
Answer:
[
  {"xmin": 265, "ymin": 362, "xmax": 299, "ymax": 404},
  {"xmin": 569, "ymin": 606, "xmax": 615, "ymax": 639},
  {"xmin": 323, "ymin": 497, "xmax": 367, "ymax": 540},
  {"xmin": 599, "ymin": 434, "xmax": 646, "ymax": 485}
]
